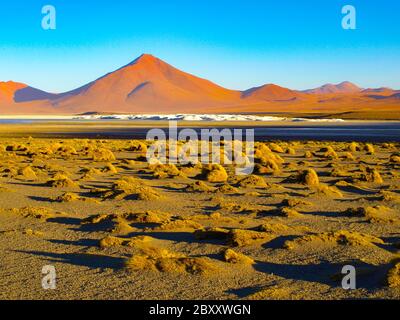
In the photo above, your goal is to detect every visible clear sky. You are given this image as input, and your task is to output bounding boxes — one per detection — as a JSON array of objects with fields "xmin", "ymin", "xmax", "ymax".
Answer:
[{"xmin": 0, "ymin": 0, "xmax": 399, "ymax": 93}]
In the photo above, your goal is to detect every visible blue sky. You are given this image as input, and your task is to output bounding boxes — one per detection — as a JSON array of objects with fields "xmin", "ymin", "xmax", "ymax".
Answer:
[{"xmin": 0, "ymin": 0, "xmax": 399, "ymax": 93}]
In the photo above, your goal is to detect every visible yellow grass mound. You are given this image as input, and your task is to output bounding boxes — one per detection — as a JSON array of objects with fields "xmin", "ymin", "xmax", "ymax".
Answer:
[
  {"xmin": 200, "ymin": 164, "xmax": 228, "ymax": 183},
  {"xmin": 99, "ymin": 235, "xmax": 153, "ymax": 248},
  {"xmin": 91, "ymin": 148, "xmax": 116, "ymax": 161},
  {"xmin": 125, "ymin": 246, "xmax": 218, "ymax": 275},
  {"xmin": 387, "ymin": 259, "xmax": 400, "ymax": 288},
  {"xmin": 222, "ymin": 248, "xmax": 254, "ymax": 265},
  {"xmin": 18, "ymin": 166, "xmax": 37, "ymax": 180},
  {"xmin": 237, "ymin": 175, "xmax": 267, "ymax": 188},
  {"xmin": 284, "ymin": 230, "xmax": 384, "ymax": 250},
  {"xmin": 9, "ymin": 207, "xmax": 60, "ymax": 220},
  {"xmin": 344, "ymin": 206, "xmax": 396, "ymax": 223},
  {"xmin": 227, "ymin": 229, "xmax": 275, "ymax": 247},
  {"xmin": 288, "ymin": 169, "xmax": 320, "ymax": 186},
  {"xmin": 101, "ymin": 177, "xmax": 162, "ymax": 201},
  {"xmin": 47, "ymin": 173, "xmax": 79, "ymax": 188},
  {"xmin": 185, "ymin": 181, "xmax": 215, "ymax": 193},
  {"xmin": 360, "ymin": 167, "xmax": 383, "ymax": 184}
]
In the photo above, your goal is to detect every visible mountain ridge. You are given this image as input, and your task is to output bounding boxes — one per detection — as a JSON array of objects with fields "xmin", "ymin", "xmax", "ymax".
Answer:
[{"xmin": 0, "ymin": 54, "xmax": 399, "ymax": 115}]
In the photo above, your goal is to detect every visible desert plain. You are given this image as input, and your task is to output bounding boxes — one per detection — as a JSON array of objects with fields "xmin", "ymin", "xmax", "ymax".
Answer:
[{"xmin": 0, "ymin": 122, "xmax": 400, "ymax": 300}]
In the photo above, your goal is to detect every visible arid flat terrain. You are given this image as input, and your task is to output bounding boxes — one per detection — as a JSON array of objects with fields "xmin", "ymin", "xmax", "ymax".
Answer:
[{"xmin": 0, "ymin": 134, "xmax": 400, "ymax": 300}]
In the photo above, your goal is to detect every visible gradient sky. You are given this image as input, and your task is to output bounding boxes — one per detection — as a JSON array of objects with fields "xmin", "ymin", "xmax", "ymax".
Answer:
[{"xmin": 0, "ymin": 0, "xmax": 399, "ymax": 93}]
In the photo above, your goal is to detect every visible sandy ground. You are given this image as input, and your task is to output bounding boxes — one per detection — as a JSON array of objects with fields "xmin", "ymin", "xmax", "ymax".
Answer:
[{"xmin": 0, "ymin": 135, "xmax": 399, "ymax": 300}]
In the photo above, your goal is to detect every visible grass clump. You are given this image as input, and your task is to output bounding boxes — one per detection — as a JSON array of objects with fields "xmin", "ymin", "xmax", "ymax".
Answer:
[
  {"xmin": 122, "ymin": 211, "xmax": 171, "ymax": 224},
  {"xmin": 55, "ymin": 192, "xmax": 80, "ymax": 202},
  {"xmin": 289, "ymin": 169, "xmax": 319, "ymax": 186},
  {"xmin": 269, "ymin": 143, "xmax": 284, "ymax": 153},
  {"xmin": 149, "ymin": 163, "xmax": 181, "ymax": 179},
  {"xmin": 46, "ymin": 173, "xmax": 79, "ymax": 188},
  {"xmin": 10, "ymin": 207, "xmax": 59, "ymax": 220},
  {"xmin": 222, "ymin": 248, "xmax": 254, "ymax": 265},
  {"xmin": 18, "ymin": 166, "xmax": 37, "ymax": 180},
  {"xmin": 81, "ymin": 213, "xmax": 135, "ymax": 234},
  {"xmin": 92, "ymin": 148, "xmax": 116, "ymax": 161},
  {"xmin": 101, "ymin": 177, "xmax": 162, "ymax": 201},
  {"xmin": 281, "ymin": 198, "xmax": 313, "ymax": 208},
  {"xmin": 216, "ymin": 184, "xmax": 240, "ymax": 194},
  {"xmin": 390, "ymin": 154, "xmax": 400, "ymax": 164},
  {"xmin": 237, "ymin": 175, "xmax": 267, "ymax": 188},
  {"xmin": 194, "ymin": 227, "xmax": 230, "ymax": 241},
  {"xmin": 311, "ymin": 184, "xmax": 343, "ymax": 198},
  {"xmin": 200, "ymin": 164, "xmax": 228, "ymax": 183},
  {"xmin": 102, "ymin": 162, "xmax": 118, "ymax": 174},
  {"xmin": 185, "ymin": 181, "xmax": 215, "ymax": 193},
  {"xmin": 322, "ymin": 146, "xmax": 338, "ymax": 159},
  {"xmin": 284, "ymin": 230, "xmax": 384, "ymax": 250},
  {"xmin": 360, "ymin": 167, "xmax": 383, "ymax": 184},
  {"xmin": 151, "ymin": 217, "xmax": 203, "ymax": 231},
  {"xmin": 348, "ymin": 142, "xmax": 361, "ymax": 152},
  {"xmin": 125, "ymin": 246, "xmax": 218, "ymax": 275},
  {"xmin": 343, "ymin": 206, "xmax": 396, "ymax": 223},
  {"xmin": 99, "ymin": 235, "xmax": 153, "ymax": 248},
  {"xmin": 227, "ymin": 229, "xmax": 275, "ymax": 247},
  {"xmin": 364, "ymin": 143, "xmax": 375, "ymax": 154},
  {"xmin": 387, "ymin": 259, "xmax": 400, "ymax": 288}
]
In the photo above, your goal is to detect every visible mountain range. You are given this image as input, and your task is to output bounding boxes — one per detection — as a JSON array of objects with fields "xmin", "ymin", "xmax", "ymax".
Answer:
[{"xmin": 1, "ymin": 54, "xmax": 399, "ymax": 115}]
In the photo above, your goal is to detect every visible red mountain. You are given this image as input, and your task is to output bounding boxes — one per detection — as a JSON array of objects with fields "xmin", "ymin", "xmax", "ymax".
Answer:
[{"xmin": 50, "ymin": 54, "xmax": 242, "ymax": 113}]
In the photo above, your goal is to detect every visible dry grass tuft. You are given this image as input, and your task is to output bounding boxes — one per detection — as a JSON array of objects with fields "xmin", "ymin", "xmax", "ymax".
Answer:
[
  {"xmin": 18, "ymin": 166, "xmax": 37, "ymax": 180},
  {"xmin": 102, "ymin": 163, "xmax": 118, "ymax": 174},
  {"xmin": 216, "ymin": 184, "xmax": 239, "ymax": 194},
  {"xmin": 9, "ymin": 207, "xmax": 59, "ymax": 220},
  {"xmin": 185, "ymin": 181, "xmax": 215, "ymax": 193},
  {"xmin": 200, "ymin": 164, "xmax": 228, "ymax": 183},
  {"xmin": 390, "ymin": 153, "xmax": 400, "ymax": 164},
  {"xmin": 222, "ymin": 248, "xmax": 254, "ymax": 264},
  {"xmin": 360, "ymin": 167, "xmax": 383, "ymax": 184},
  {"xmin": 125, "ymin": 246, "xmax": 218, "ymax": 275},
  {"xmin": 151, "ymin": 218, "xmax": 203, "ymax": 231},
  {"xmin": 92, "ymin": 148, "xmax": 116, "ymax": 161},
  {"xmin": 311, "ymin": 184, "xmax": 343, "ymax": 198},
  {"xmin": 348, "ymin": 142, "xmax": 361, "ymax": 152},
  {"xmin": 284, "ymin": 230, "xmax": 384, "ymax": 250},
  {"xmin": 55, "ymin": 192, "xmax": 80, "ymax": 202},
  {"xmin": 101, "ymin": 177, "xmax": 162, "ymax": 201},
  {"xmin": 322, "ymin": 146, "xmax": 339, "ymax": 159},
  {"xmin": 344, "ymin": 206, "xmax": 396, "ymax": 223},
  {"xmin": 291, "ymin": 169, "xmax": 320, "ymax": 186},
  {"xmin": 364, "ymin": 143, "xmax": 375, "ymax": 154},
  {"xmin": 99, "ymin": 235, "xmax": 153, "ymax": 248},
  {"xmin": 81, "ymin": 213, "xmax": 135, "ymax": 234},
  {"xmin": 281, "ymin": 198, "xmax": 313, "ymax": 208},
  {"xmin": 122, "ymin": 211, "xmax": 171, "ymax": 224},
  {"xmin": 194, "ymin": 227, "xmax": 230, "ymax": 240},
  {"xmin": 227, "ymin": 229, "xmax": 275, "ymax": 247},
  {"xmin": 387, "ymin": 259, "xmax": 400, "ymax": 288},
  {"xmin": 237, "ymin": 175, "xmax": 267, "ymax": 188},
  {"xmin": 149, "ymin": 163, "xmax": 181, "ymax": 179},
  {"xmin": 47, "ymin": 173, "xmax": 79, "ymax": 188}
]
